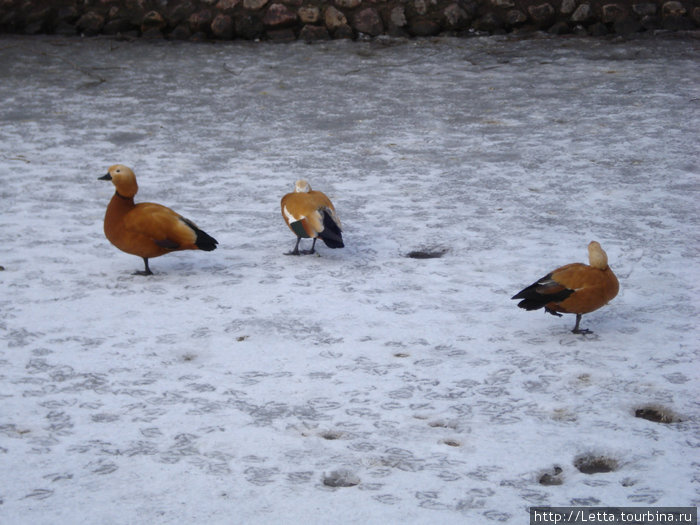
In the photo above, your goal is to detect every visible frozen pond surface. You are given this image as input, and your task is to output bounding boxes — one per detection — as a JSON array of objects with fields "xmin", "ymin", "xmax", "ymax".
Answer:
[{"xmin": 0, "ymin": 33, "xmax": 699, "ymax": 523}]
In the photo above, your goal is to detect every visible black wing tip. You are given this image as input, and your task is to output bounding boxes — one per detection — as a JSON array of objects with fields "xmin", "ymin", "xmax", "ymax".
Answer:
[
  {"xmin": 515, "ymin": 298, "xmax": 547, "ymax": 311},
  {"xmin": 512, "ymin": 282, "xmax": 574, "ymax": 311},
  {"xmin": 321, "ymin": 237, "xmax": 344, "ymax": 249},
  {"xmin": 319, "ymin": 209, "xmax": 344, "ymax": 249},
  {"xmin": 181, "ymin": 217, "xmax": 218, "ymax": 251},
  {"xmin": 196, "ymin": 232, "xmax": 218, "ymax": 251},
  {"xmin": 511, "ymin": 281, "xmax": 540, "ymax": 301}
]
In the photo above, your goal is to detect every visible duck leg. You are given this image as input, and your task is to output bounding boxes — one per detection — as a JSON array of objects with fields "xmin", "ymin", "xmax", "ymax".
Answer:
[
  {"xmin": 133, "ymin": 257, "xmax": 154, "ymax": 276},
  {"xmin": 297, "ymin": 238, "xmax": 317, "ymax": 255},
  {"xmin": 285, "ymin": 237, "xmax": 302, "ymax": 256},
  {"xmin": 306, "ymin": 238, "xmax": 317, "ymax": 255},
  {"xmin": 571, "ymin": 314, "xmax": 592, "ymax": 334}
]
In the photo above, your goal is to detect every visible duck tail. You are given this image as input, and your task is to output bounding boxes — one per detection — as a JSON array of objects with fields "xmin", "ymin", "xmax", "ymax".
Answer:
[
  {"xmin": 195, "ymin": 229, "xmax": 218, "ymax": 251},
  {"xmin": 182, "ymin": 218, "xmax": 218, "ymax": 251},
  {"xmin": 511, "ymin": 274, "xmax": 573, "ymax": 310},
  {"xmin": 318, "ymin": 209, "xmax": 344, "ymax": 249}
]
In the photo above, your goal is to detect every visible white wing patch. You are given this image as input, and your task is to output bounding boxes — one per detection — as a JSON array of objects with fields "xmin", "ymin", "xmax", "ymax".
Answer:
[{"xmin": 283, "ymin": 205, "xmax": 304, "ymax": 224}]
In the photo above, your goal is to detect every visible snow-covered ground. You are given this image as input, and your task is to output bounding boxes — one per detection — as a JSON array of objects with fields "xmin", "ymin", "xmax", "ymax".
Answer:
[{"xmin": 0, "ymin": 33, "xmax": 698, "ymax": 524}]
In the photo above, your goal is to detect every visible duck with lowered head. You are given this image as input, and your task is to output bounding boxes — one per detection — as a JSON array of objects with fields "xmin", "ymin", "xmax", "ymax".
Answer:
[
  {"xmin": 280, "ymin": 179, "xmax": 344, "ymax": 256},
  {"xmin": 512, "ymin": 241, "xmax": 619, "ymax": 334}
]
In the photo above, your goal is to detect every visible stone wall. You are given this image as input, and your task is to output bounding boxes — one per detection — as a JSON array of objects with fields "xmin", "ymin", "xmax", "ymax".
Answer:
[{"xmin": 1, "ymin": 0, "xmax": 698, "ymax": 40}]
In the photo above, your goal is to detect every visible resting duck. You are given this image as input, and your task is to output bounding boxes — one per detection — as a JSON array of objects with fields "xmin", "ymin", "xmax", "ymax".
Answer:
[
  {"xmin": 280, "ymin": 180, "xmax": 344, "ymax": 255},
  {"xmin": 512, "ymin": 241, "xmax": 619, "ymax": 334},
  {"xmin": 98, "ymin": 165, "xmax": 218, "ymax": 275}
]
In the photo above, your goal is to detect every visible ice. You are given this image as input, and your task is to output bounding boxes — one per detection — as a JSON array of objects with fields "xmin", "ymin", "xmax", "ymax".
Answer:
[{"xmin": 0, "ymin": 33, "xmax": 698, "ymax": 523}]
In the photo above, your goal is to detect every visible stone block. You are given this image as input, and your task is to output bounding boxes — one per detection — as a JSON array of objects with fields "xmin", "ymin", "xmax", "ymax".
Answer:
[
  {"xmin": 632, "ymin": 3, "xmax": 656, "ymax": 16},
  {"xmin": 336, "ymin": 0, "xmax": 361, "ymax": 7},
  {"xmin": 298, "ymin": 6, "xmax": 319, "ymax": 24},
  {"xmin": 325, "ymin": 6, "xmax": 347, "ymax": 30},
  {"xmin": 570, "ymin": 4, "xmax": 593, "ymax": 23},
  {"xmin": 263, "ymin": 3, "xmax": 297, "ymax": 27},
  {"xmin": 389, "ymin": 6, "xmax": 407, "ymax": 27},
  {"xmin": 353, "ymin": 7, "xmax": 382, "ymax": 35},
  {"xmin": 692, "ymin": 7, "xmax": 700, "ymax": 25},
  {"xmin": 662, "ymin": 1, "xmax": 686, "ymax": 16},
  {"xmin": 474, "ymin": 12, "xmax": 503, "ymax": 32},
  {"xmin": 211, "ymin": 13, "xmax": 234, "ymax": 38},
  {"xmin": 76, "ymin": 12, "xmax": 105, "ymax": 36},
  {"xmin": 602, "ymin": 4, "xmax": 625, "ymax": 23},
  {"xmin": 188, "ymin": 10, "xmax": 213, "ymax": 32},
  {"xmin": 170, "ymin": 23, "xmax": 192, "ymax": 39},
  {"xmin": 142, "ymin": 10, "xmax": 166, "ymax": 31},
  {"xmin": 216, "ymin": 0, "xmax": 240, "ymax": 10},
  {"xmin": 506, "ymin": 9, "xmax": 527, "ymax": 25},
  {"xmin": 560, "ymin": 0, "xmax": 576, "ymax": 15},
  {"xmin": 299, "ymin": 23, "xmax": 330, "ymax": 40},
  {"xmin": 491, "ymin": 0, "xmax": 515, "ymax": 8},
  {"xmin": 244, "ymin": 0, "xmax": 269, "ymax": 11},
  {"xmin": 528, "ymin": 3, "xmax": 555, "ymax": 25},
  {"xmin": 414, "ymin": 0, "xmax": 428, "ymax": 16},
  {"xmin": 444, "ymin": 3, "xmax": 470, "ymax": 28}
]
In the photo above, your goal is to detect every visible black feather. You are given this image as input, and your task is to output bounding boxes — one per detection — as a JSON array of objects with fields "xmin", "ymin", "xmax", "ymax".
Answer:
[
  {"xmin": 181, "ymin": 217, "xmax": 218, "ymax": 251},
  {"xmin": 511, "ymin": 273, "xmax": 573, "ymax": 311},
  {"xmin": 318, "ymin": 209, "xmax": 344, "ymax": 249},
  {"xmin": 155, "ymin": 238, "xmax": 181, "ymax": 250}
]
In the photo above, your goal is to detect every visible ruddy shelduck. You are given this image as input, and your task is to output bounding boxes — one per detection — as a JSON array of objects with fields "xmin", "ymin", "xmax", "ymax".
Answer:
[
  {"xmin": 511, "ymin": 241, "xmax": 619, "ymax": 334},
  {"xmin": 281, "ymin": 180, "xmax": 344, "ymax": 255},
  {"xmin": 99, "ymin": 165, "xmax": 218, "ymax": 275}
]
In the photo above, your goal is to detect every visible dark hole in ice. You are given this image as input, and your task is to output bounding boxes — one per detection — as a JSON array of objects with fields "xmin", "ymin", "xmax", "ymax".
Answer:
[
  {"xmin": 635, "ymin": 406, "xmax": 678, "ymax": 423},
  {"xmin": 539, "ymin": 466, "xmax": 563, "ymax": 485},
  {"xmin": 574, "ymin": 455, "xmax": 618, "ymax": 474},
  {"xmin": 406, "ymin": 249, "xmax": 447, "ymax": 259},
  {"xmin": 323, "ymin": 469, "xmax": 359, "ymax": 488}
]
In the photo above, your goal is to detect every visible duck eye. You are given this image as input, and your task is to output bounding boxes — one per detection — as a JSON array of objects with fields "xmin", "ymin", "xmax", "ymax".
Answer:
[{"xmin": 115, "ymin": 169, "xmax": 121, "ymax": 173}]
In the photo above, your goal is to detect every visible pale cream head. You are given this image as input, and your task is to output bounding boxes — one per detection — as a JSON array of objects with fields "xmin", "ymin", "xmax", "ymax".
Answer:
[
  {"xmin": 294, "ymin": 180, "xmax": 311, "ymax": 193},
  {"xmin": 587, "ymin": 241, "xmax": 609, "ymax": 269},
  {"xmin": 106, "ymin": 164, "xmax": 138, "ymax": 198}
]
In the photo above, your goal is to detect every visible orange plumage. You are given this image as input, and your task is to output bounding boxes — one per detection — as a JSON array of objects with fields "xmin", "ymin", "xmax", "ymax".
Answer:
[
  {"xmin": 512, "ymin": 241, "xmax": 619, "ymax": 333},
  {"xmin": 99, "ymin": 165, "xmax": 218, "ymax": 275},
  {"xmin": 281, "ymin": 180, "xmax": 344, "ymax": 255}
]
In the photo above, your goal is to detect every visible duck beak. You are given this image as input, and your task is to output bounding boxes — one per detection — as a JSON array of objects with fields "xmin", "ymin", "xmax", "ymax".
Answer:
[{"xmin": 98, "ymin": 173, "xmax": 112, "ymax": 181}]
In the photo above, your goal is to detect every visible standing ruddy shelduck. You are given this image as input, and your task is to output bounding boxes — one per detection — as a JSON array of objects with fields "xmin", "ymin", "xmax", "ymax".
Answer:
[
  {"xmin": 511, "ymin": 241, "xmax": 619, "ymax": 334},
  {"xmin": 99, "ymin": 165, "xmax": 218, "ymax": 275},
  {"xmin": 281, "ymin": 180, "xmax": 344, "ymax": 255}
]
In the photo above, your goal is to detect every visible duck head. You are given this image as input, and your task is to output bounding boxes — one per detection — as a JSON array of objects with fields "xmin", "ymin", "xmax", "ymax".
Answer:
[
  {"xmin": 99, "ymin": 165, "xmax": 138, "ymax": 198},
  {"xmin": 294, "ymin": 180, "xmax": 311, "ymax": 193},
  {"xmin": 588, "ymin": 241, "xmax": 609, "ymax": 270}
]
